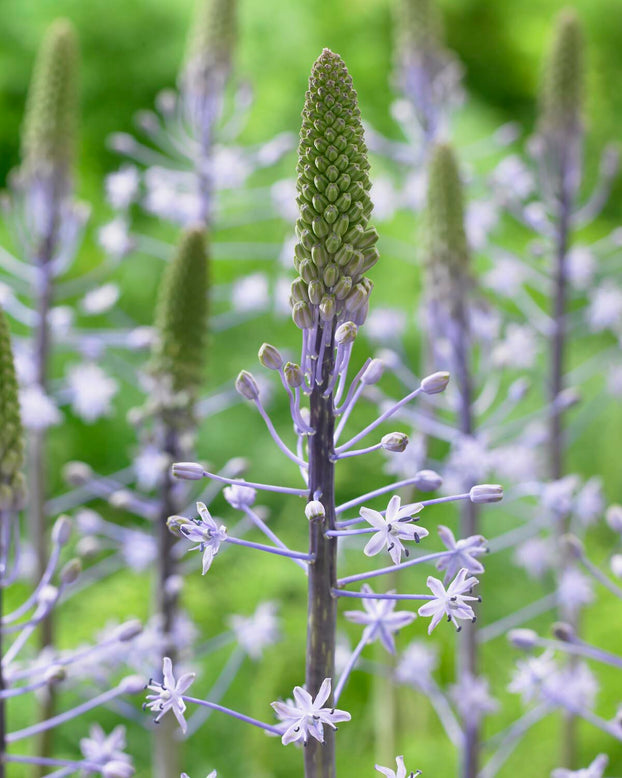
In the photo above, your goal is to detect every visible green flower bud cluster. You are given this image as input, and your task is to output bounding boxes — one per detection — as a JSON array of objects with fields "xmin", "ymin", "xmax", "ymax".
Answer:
[
  {"xmin": 21, "ymin": 19, "xmax": 78, "ymax": 185},
  {"xmin": 184, "ymin": 0, "xmax": 236, "ymax": 87},
  {"xmin": 424, "ymin": 144, "xmax": 471, "ymax": 318},
  {"xmin": 291, "ymin": 50, "xmax": 378, "ymax": 329},
  {"xmin": 0, "ymin": 307, "xmax": 26, "ymax": 511},
  {"xmin": 152, "ymin": 227, "xmax": 209, "ymax": 398},
  {"xmin": 397, "ymin": 0, "xmax": 444, "ymax": 57},
  {"xmin": 539, "ymin": 10, "xmax": 583, "ymax": 139}
]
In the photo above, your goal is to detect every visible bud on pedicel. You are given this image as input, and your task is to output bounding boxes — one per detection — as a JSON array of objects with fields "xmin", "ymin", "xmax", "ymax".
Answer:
[
  {"xmin": 469, "ymin": 484, "xmax": 503, "ymax": 504},
  {"xmin": 361, "ymin": 358, "xmax": 385, "ymax": 385},
  {"xmin": 551, "ymin": 622, "xmax": 575, "ymax": 642},
  {"xmin": 167, "ymin": 515, "xmax": 194, "ymax": 537},
  {"xmin": 44, "ymin": 665, "xmax": 67, "ymax": 685},
  {"xmin": 51, "ymin": 515, "xmax": 72, "ymax": 546},
  {"xmin": 115, "ymin": 619, "xmax": 143, "ymax": 642},
  {"xmin": 172, "ymin": 462, "xmax": 205, "ymax": 480},
  {"xmin": 305, "ymin": 501, "xmax": 326, "ymax": 521},
  {"xmin": 421, "ymin": 371, "xmax": 450, "ymax": 394},
  {"xmin": 381, "ymin": 433, "xmax": 409, "ymax": 453},
  {"xmin": 0, "ymin": 307, "xmax": 25, "ymax": 511},
  {"xmin": 152, "ymin": 227, "xmax": 209, "ymax": 397},
  {"xmin": 60, "ymin": 558, "xmax": 81, "ymax": 585},
  {"xmin": 507, "ymin": 629, "xmax": 538, "ymax": 650},
  {"xmin": 284, "ymin": 362, "xmax": 304, "ymax": 389},
  {"xmin": 561, "ymin": 533, "xmax": 584, "ymax": 559},
  {"xmin": 413, "ymin": 469, "xmax": 443, "ymax": 492},
  {"xmin": 235, "ymin": 370, "xmax": 260, "ymax": 401},
  {"xmin": 606, "ymin": 504, "xmax": 622, "ymax": 533},
  {"xmin": 292, "ymin": 50, "xmax": 377, "ymax": 328},
  {"xmin": 258, "ymin": 343, "xmax": 284, "ymax": 370},
  {"xmin": 335, "ymin": 321, "xmax": 358, "ymax": 345},
  {"xmin": 62, "ymin": 460, "xmax": 93, "ymax": 486}
]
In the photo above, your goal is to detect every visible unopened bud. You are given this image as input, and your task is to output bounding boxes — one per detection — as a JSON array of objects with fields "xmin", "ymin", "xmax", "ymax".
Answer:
[
  {"xmin": 44, "ymin": 665, "xmax": 66, "ymax": 685},
  {"xmin": 606, "ymin": 504, "xmax": 622, "ymax": 533},
  {"xmin": 361, "ymin": 358, "xmax": 384, "ymax": 385},
  {"xmin": 508, "ymin": 629, "xmax": 538, "ymax": 650},
  {"xmin": 62, "ymin": 461, "xmax": 93, "ymax": 486},
  {"xmin": 469, "ymin": 484, "xmax": 503, "ymax": 504},
  {"xmin": 258, "ymin": 343, "xmax": 283, "ymax": 370},
  {"xmin": 37, "ymin": 585, "xmax": 59, "ymax": 609},
  {"xmin": 305, "ymin": 500, "xmax": 326, "ymax": 521},
  {"xmin": 284, "ymin": 362, "xmax": 303, "ymax": 389},
  {"xmin": 421, "ymin": 371, "xmax": 450, "ymax": 395},
  {"xmin": 165, "ymin": 575, "xmax": 184, "ymax": 598},
  {"xmin": 51, "ymin": 515, "xmax": 72, "ymax": 546},
  {"xmin": 172, "ymin": 462, "xmax": 205, "ymax": 480},
  {"xmin": 60, "ymin": 558, "xmax": 81, "ymax": 585},
  {"xmin": 508, "ymin": 377, "xmax": 530, "ymax": 401},
  {"xmin": 118, "ymin": 675, "xmax": 146, "ymax": 695},
  {"xmin": 225, "ymin": 457, "xmax": 248, "ymax": 478},
  {"xmin": 235, "ymin": 370, "xmax": 260, "ymax": 401},
  {"xmin": 335, "ymin": 321, "xmax": 357, "ymax": 345},
  {"xmin": 551, "ymin": 622, "xmax": 575, "ymax": 642},
  {"xmin": 109, "ymin": 490, "xmax": 133, "ymax": 510},
  {"xmin": 610, "ymin": 555, "xmax": 622, "ymax": 578},
  {"xmin": 115, "ymin": 619, "xmax": 143, "ymax": 642},
  {"xmin": 561, "ymin": 533, "xmax": 584, "ymax": 559},
  {"xmin": 556, "ymin": 387, "xmax": 581, "ymax": 410},
  {"xmin": 76, "ymin": 537, "xmax": 101, "ymax": 558},
  {"xmin": 413, "ymin": 469, "xmax": 443, "ymax": 492},
  {"xmin": 166, "ymin": 515, "xmax": 193, "ymax": 537},
  {"xmin": 292, "ymin": 301, "xmax": 314, "ymax": 329},
  {"xmin": 381, "ymin": 433, "xmax": 409, "ymax": 453}
]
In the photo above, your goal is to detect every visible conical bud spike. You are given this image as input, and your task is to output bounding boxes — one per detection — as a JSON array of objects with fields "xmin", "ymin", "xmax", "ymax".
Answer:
[
  {"xmin": 292, "ymin": 49, "xmax": 377, "ymax": 328},
  {"xmin": 21, "ymin": 19, "xmax": 79, "ymax": 189},
  {"xmin": 397, "ymin": 0, "xmax": 444, "ymax": 55},
  {"xmin": 183, "ymin": 0, "xmax": 236, "ymax": 89},
  {"xmin": 539, "ymin": 9, "xmax": 583, "ymax": 137},
  {"xmin": 0, "ymin": 306, "xmax": 26, "ymax": 511},
  {"xmin": 152, "ymin": 226, "xmax": 210, "ymax": 396}
]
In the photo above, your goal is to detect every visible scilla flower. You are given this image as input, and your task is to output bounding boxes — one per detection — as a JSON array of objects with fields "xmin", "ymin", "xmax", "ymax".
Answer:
[
  {"xmin": 144, "ymin": 657, "xmax": 196, "ymax": 734},
  {"xmin": 361, "ymin": 496, "xmax": 427, "ymax": 564},
  {"xmin": 169, "ymin": 502, "xmax": 228, "ymax": 574},
  {"xmin": 418, "ymin": 568, "xmax": 480, "ymax": 633},
  {"xmin": 271, "ymin": 678, "xmax": 351, "ymax": 746},
  {"xmin": 375, "ymin": 755, "xmax": 422, "ymax": 778}
]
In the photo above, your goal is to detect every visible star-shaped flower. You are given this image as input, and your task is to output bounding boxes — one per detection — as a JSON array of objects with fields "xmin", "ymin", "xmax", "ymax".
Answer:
[
  {"xmin": 80, "ymin": 724, "xmax": 132, "ymax": 767},
  {"xmin": 181, "ymin": 773, "xmax": 217, "ymax": 778},
  {"xmin": 144, "ymin": 657, "xmax": 196, "ymax": 734},
  {"xmin": 271, "ymin": 677, "xmax": 351, "ymax": 746},
  {"xmin": 177, "ymin": 502, "xmax": 228, "ymax": 574},
  {"xmin": 361, "ymin": 496, "xmax": 428, "ymax": 565},
  {"xmin": 436, "ymin": 525, "xmax": 487, "ymax": 582},
  {"xmin": 418, "ymin": 568, "xmax": 480, "ymax": 633},
  {"xmin": 344, "ymin": 584, "xmax": 416, "ymax": 654},
  {"xmin": 375, "ymin": 755, "xmax": 421, "ymax": 778},
  {"xmin": 551, "ymin": 754, "xmax": 608, "ymax": 778}
]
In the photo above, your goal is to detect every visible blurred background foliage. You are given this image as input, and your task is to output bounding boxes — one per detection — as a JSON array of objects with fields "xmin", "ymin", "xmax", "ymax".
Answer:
[{"xmin": 1, "ymin": 0, "xmax": 621, "ymax": 776}]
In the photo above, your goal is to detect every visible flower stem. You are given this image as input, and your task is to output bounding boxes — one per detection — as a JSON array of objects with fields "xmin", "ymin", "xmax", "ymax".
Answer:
[{"xmin": 305, "ymin": 322, "xmax": 338, "ymax": 778}]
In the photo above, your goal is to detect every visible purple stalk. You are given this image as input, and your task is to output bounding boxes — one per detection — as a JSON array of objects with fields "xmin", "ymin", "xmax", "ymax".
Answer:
[
  {"xmin": 305, "ymin": 322, "xmax": 338, "ymax": 778},
  {"xmin": 183, "ymin": 695, "xmax": 281, "ymax": 735}
]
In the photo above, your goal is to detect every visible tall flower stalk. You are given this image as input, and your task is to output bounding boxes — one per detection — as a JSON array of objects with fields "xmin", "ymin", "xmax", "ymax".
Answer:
[
  {"xmin": 0, "ymin": 306, "xmax": 141, "ymax": 777},
  {"xmin": 18, "ymin": 20, "xmax": 79, "ymax": 770},
  {"xmin": 537, "ymin": 12, "xmax": 584, "ymax": 766},
  {"xmin": 159, "ymin": 49, "xmax": 502, "ymax": 778},
  {"xmin": 424, "ymin": 143, "xmax": 480, "ymax": 778},
  {"xmin": 149, "ymin": 226, "xmax": 209, "ymax": 778}
]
